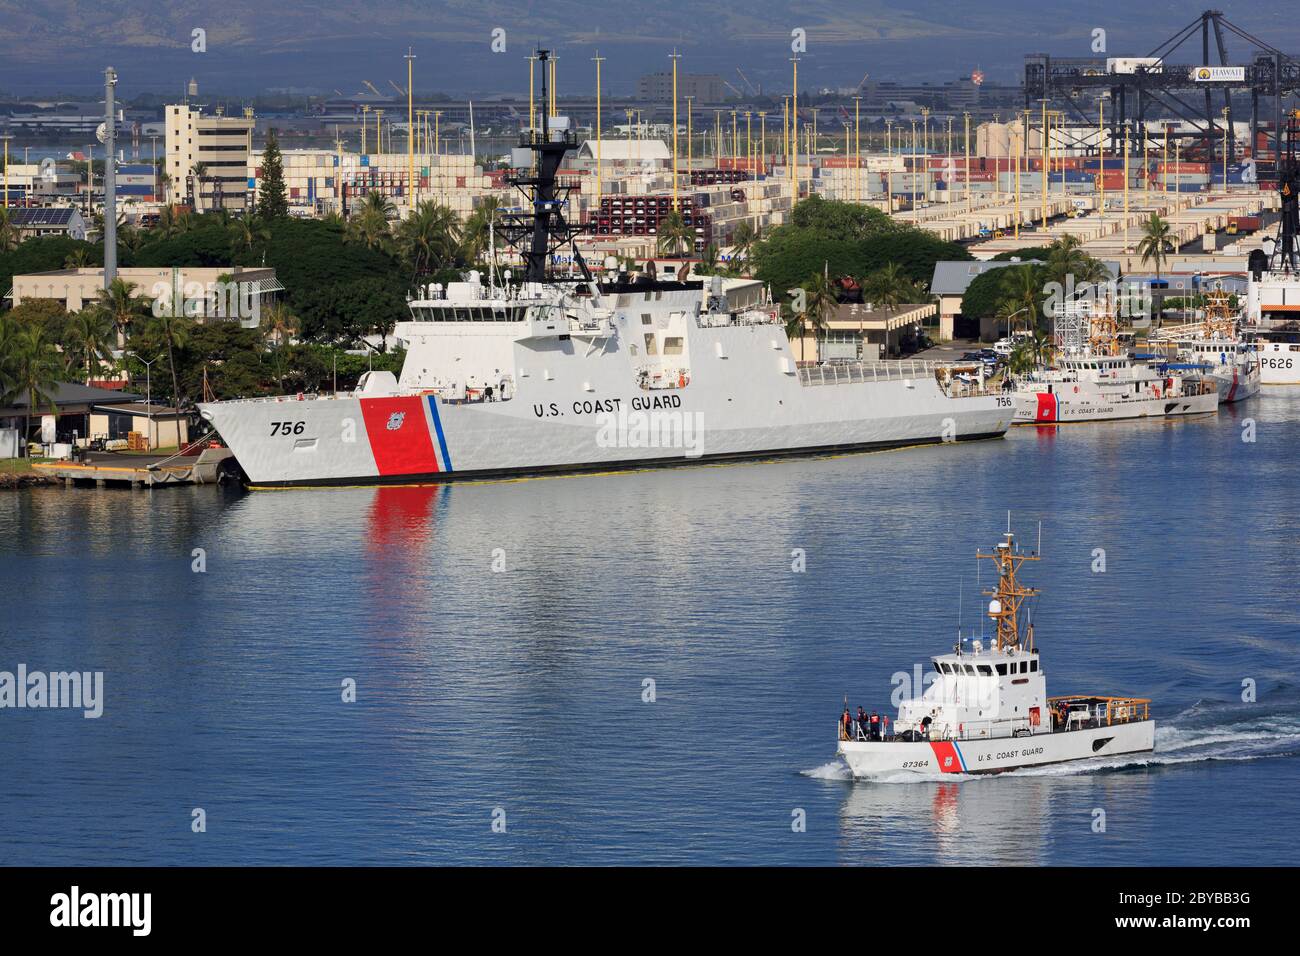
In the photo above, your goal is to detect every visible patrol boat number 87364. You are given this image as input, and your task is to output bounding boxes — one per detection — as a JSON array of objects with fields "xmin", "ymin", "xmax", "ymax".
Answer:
[{"xmin": 837, "ymin": 526, "xmax": 1154, "ymax": 777}]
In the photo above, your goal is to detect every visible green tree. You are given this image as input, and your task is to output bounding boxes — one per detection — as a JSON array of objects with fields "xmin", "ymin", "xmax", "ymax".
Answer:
[
  {"xmin": 229, "ymin": 214, "xmax": 271, "ymax": 258},
  {"xmin": 256, "ymin": 129, "xmax": 289, "ymax": 220},
  {"xmin": 191, "ymin": 162, "xmax": 209, "ymax": 212},
  {"xmin": 1006, "ymin": 341, "xmax": 1036, "ymax": 376},
  {"xmin": 459, "ymin": 196, "xmax": 502, "ymax": 265},
  {"xmin": 860, "ymin": 262, "xmax": 917, "ymax": 308},
  {"xmin": 656, "ymin": 210, "xmax": 695, "ymax": 258},
  {"xmin": 142, "ymin": 312, "xmax": 193, "ymax": 450},
  {"xmin": 397, "ymin": 200, "xmax": 462, "ymax": 281},
  {"xmin": 1136, "ymin": 213, "xmax": 1174, "ymax": 323},
  {"xmin": 729, "ymin": 221, "xmax": 760, "ymax": 267},
  {"xmin": 92, "ymin": 277, "xmax": 151, "ymax": 347},
  {"xmin": 258, "ymin": 301, "xmax": 300, "ymax": 390},
  {"xmin": 0, "ymin": 207, "xmax": 21, "ymax": 252},
  {"xmin": 63, "ymin": 309, "xmax": 116, "ymax": 382},
  {"xmin": 799, "ymin": 271, "xmax": 839, "ymax": 363},
  {"xmin": 347, "ymin": 191, "xmax": 395, "ymax": 252},
  {"xmin": 0, "ymin": 319, "xmax": 63, "ymax": 456}
]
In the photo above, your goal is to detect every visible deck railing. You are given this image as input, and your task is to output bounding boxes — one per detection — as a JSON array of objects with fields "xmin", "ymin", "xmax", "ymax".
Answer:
[{"xmin": 799, "ymin": 360, "xmax": 943, "ymax": 387}]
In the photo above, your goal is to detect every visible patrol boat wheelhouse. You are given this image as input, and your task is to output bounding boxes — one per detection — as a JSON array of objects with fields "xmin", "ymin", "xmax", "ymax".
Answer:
[
  {"xmin": 1012, "ymin": 300, "xmax": 1218, "ymax": 423},
  {"xmin": 198, "ymin": 50, "xmax": 1011, "ymax": 488},
  {"xmin": 837, "ymin": 527, "xmax": 1154, "ymax": 777}
]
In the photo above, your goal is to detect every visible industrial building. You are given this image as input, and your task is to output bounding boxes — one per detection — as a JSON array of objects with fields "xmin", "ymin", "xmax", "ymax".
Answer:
[{"xmin": 637, "ymin": 72, "xmax": 726, "ymax": 104}]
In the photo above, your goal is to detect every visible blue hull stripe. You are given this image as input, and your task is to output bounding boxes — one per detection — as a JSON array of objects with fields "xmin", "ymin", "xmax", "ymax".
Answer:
[
  {"xmin": 953, "ymin": 741, "xmax": 968, "ymax": 772},
  {"xmin": 426, "ymin": 396, "xmax": 453, "ymax": 472}
]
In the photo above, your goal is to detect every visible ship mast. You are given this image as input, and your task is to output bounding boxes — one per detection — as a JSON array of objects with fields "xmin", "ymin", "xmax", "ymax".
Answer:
[
  {"xmin": 497, "ymin": 48, "xmax": 592, "ymax": 284},
  {"xmin": 977, "ymin": 529, "xmax": 1040, "ymax": 652}
]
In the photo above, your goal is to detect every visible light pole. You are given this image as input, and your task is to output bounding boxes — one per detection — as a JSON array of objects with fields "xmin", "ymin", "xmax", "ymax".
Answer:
[
  {"xmin": 1221, "ymin": 106, "xmax": 1231, "ymax": 192},
  {"xmin": 129, "ymin": 352, "xmax": 158, "ymax": 450}
]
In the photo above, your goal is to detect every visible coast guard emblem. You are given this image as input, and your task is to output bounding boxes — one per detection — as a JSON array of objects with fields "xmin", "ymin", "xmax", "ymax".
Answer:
[{"xmin": 386, "ymin": 411, "xmax": 406, "ymax": 431}]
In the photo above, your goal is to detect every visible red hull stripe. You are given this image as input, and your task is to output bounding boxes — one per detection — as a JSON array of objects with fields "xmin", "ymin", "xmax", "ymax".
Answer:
[
  {"xmin": 360, "ymin": 396, "xmax": 440, "ymax": 476},
  {"xmin": 929, "ymin": 741, "xmax": 963, "ymax": 773},
  {"xmin": 1035, "ymin": 392, "xmax": 1058, "ymax": 422}
]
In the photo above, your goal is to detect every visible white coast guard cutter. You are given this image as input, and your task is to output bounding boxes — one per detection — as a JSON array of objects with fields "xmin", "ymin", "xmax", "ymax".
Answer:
[
  {"xmin": 837, "ymin": 527, "xmax": 1154, "ymax": 777},
  {"xmin": 198, "ymin": 50, "xmax": 1010, "ymax": 488}
]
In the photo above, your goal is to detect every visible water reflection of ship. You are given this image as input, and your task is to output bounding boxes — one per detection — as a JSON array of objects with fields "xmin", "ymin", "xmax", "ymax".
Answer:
[
  {"xmin": 365, "ymin": 485, "xmax": 446, "ymax": 557},
  {"xmin": 835, "ymin": 774, "xmax": 1151, "ymax": 865}
]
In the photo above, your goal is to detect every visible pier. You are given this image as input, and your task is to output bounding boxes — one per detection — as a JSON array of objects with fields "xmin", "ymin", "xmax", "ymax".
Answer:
[{"xmin": 31, "ymin": 447, "xmax": 238, "ymax": 488}]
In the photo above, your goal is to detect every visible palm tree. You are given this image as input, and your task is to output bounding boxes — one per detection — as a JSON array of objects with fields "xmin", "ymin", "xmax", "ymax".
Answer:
[
  {"xmin": 191, "ymin": 162, "xmax": 209, "ymax": 212},
  {"xmin": 0, "ymin": 320, "xmax": 63, "ymax": 457},
  {"xmin": 696, "ymin": 243, "xmax": 722, "ymax": 275},
  {"xmin": 347, "ymin": 190, "xmax": 396, "ymax": 251},
  {"xmin": 397, "ymin": 200, "xmax": 462, "ymax": 281},
  {"xmin": 861, "ymin": 262, "xmax": 916, "ymax": 308},
  {"xmin": 63, "ymin": 247, "xmax": 92, "ymax": 269},
  {"xmin": 63, "ymin": 310, "xmax": 116, "ymax": 383},
  {"xmin": 801, "ymin": 271, "xmax": 839, "ymax": 363},
  {"xmin": 1007, "ymin": 341, "xmax": 1037, "ymax": 376},
  {"xmin": 146, "ymin": 312, "xmax": 192, "ymax": 451},
  {"xmin": 1137, "ymin": 213, "xmax": 1174, "ymax": 324},
  {"xmin": 0, "ymin": 206, "xmax": 21, "ymax": 252},
  {"xmin": 92, "ymin": 277, "xmax": 151, "ymax": 348},
  {"xmin": 258, "ymin": 302, "xmax": 300, "ymax": 390},
  {"xmin": 157, "ymin": 206, "xmax": 193, "ymax": 238},
  {"xmin": 229, "ymin": 214, "xmax": 271, "ymax": 258},
  {"xmin": 1005, "ymin": 264, "xmax": 1044, "ymax": 332},
  {"xmin": 656, "ymin": 210, "xmax": 695, "ymax": 258},
  {"xmin": 460, "ymin": 195, "xmax": 502, "ymax": 265},
  {"xmin": 730, "ymin": 221, "xmax": 760, "ymax": 267},
  {"xmin": 1045, "ymin": 234, "xmax": 1109, "ymax": 295}
]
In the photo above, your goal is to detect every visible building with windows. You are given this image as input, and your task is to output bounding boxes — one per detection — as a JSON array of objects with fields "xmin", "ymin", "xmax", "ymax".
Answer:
[
  {"xmin": 165, "ymin": 104, "xmax": 255, "ymax": 211},
  {"xmin": 636, "ymin": 72, "xmax": 726, "ymax": 104}
]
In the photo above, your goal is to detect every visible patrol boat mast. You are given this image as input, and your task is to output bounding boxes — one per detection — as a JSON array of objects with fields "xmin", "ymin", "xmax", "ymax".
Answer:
[{"xmin": 976, "ymin": 528, "xmax": 1040, "ymax": 652}]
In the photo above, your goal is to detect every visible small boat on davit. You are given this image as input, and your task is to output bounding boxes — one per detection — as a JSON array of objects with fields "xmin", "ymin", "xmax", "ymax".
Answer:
[{"xmin": 837, "ymin": 526, "xmax": 1154, "ymax": 777}]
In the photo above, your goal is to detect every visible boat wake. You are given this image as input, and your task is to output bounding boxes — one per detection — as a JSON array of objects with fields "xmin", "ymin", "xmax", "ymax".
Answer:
[
  {"xmin": 801, "ymin": 760, "xmax": 853, "ymax": 781},
  {"xmin": 1010, "ymin": 696, "xmax": 1300, "ymax": 777}
]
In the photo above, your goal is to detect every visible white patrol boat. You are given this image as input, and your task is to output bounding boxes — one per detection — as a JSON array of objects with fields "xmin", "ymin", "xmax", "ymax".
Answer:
[
  {"xmin": 1149, "ymin": 289, "xmax": 1261, "ymax": 403},
  {"xmin": 837, "ymin": 527, "xmax": 1154, "ymax": 777},
  {"xmin": 198, "ymin": 50, "xmax": 1010, "ymax": 488},
  {"xmin": 1011, "ymin": 300, "xmax": 1218, "ymax": 424}
]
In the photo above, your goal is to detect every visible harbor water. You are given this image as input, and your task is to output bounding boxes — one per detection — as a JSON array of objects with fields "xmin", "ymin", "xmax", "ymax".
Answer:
[{"xmin": 2, "ymin": 393, "xmax": 1298, "ymax": 865}]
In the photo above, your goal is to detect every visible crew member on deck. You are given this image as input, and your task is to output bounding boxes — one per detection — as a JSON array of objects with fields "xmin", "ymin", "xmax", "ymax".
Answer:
[
  {"xmin": 856, "ymin": 707, "xmax": 868, "ymax": 741},
  {"xmin": 869, "ymin": 710, "xmax": 880, "ymax": 741},
  {"xmin": 920, "ymin": 713, "xmax": 933, "ymax": 740},
  {"xmin": 841, "ymin": 706, "xmax": 852, "ymax": 741}
]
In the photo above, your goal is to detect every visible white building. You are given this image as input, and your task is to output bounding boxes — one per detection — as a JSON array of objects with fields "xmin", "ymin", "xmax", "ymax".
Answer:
[{"xmin": 165, "ymin": 104, "xmax": 255, "ymax": 211}]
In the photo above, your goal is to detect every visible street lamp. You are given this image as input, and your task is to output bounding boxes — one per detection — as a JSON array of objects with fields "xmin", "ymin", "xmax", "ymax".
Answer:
[{"xmin": 127, "ymin": 351, "xmax": 158, "ymax": 450}]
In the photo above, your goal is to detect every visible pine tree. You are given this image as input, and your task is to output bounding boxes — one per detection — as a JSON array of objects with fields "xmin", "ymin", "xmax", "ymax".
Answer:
[{"xmin": 257, "ymin": 128, "xmax": 289, "ymax": 220}]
